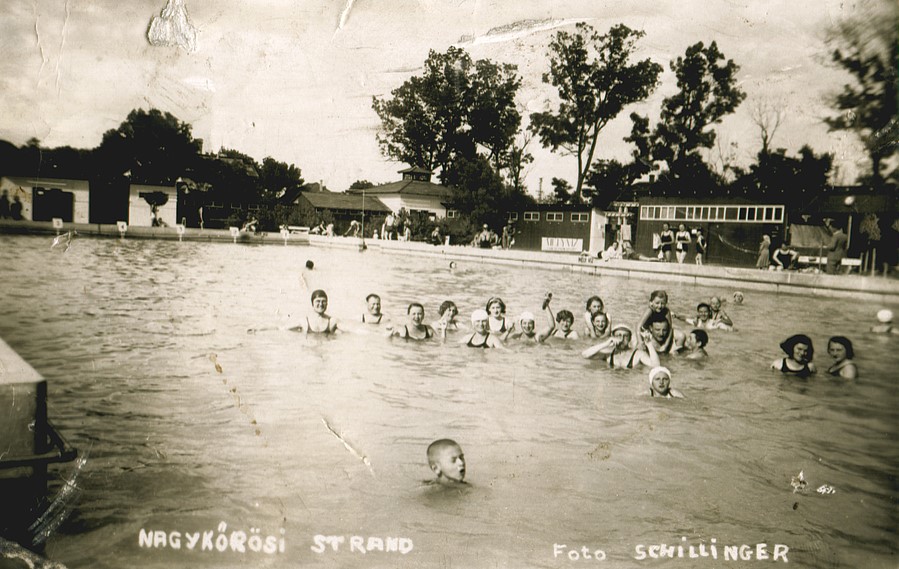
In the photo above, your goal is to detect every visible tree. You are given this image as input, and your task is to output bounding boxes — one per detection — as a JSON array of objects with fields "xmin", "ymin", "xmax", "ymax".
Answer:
[
  {"xmin": 258, "ymin": 157, "xmax": 303, "ymax": 198},
  {"xmin": 629, "ymin": 41, "xmax": 745, "ymax": 189},
  {"xmin": 751, "ymin": 98, "xmax": 785, "ymax": 156},
  {"xmin": 94, "ymin": 108, "xmax": 202, "ymax": 184},
  {"xmin": 349, "ymin": 180, "xmax": 375, "ymax": 190},
  {"xmin": 586, "ymin": 159, "xmax": 636, "ymax": 208},
  {"xmin": 825, "ymin": 2, "xmax": 898, "ymax": 185},
  {"xmin": 550, "ymin": 177, "xmax": 573, "ymax": 204},
  {"xmin": 730, "ymin": 145, "xmax": 833, "ymax": 211},
  {"xmin": 530, "ymin": 23, "xmax": 662, "ymax": 198},
  {"xmin": 445, "ymin": 155, "xmax": 531, "ymax": 228},
  {"xmin": 372, "ymin": 47, "xmax": 522, "ymax": 184},
  {"xmin": 502, "ymin": 129, "xmax": 535, "ymax": 193}
]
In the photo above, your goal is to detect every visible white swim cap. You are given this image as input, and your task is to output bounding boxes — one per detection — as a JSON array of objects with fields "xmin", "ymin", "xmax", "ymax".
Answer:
[
  {"xmin": 611, "ymin": 324, "xmax": 633, "ymax": 336},
  {"xmin": 519, "ymin": 311, "xmax": 536, "ymax": 323},
  {"xmin": 471, "ymin": 309, "xmax": 489, "ymax": 323},
  {"xmin": 877, "ymin": 309, "xmax": 893, "ymax": 323},
  {"xmin": 648, "ymin": 366, "xmax": 671, "ymax": 385}
]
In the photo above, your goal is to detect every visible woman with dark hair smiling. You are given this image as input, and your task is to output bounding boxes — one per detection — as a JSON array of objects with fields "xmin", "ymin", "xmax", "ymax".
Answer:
[{"xmin": 771, "ymin": 334, "xmax": 816, "ymax": 378}]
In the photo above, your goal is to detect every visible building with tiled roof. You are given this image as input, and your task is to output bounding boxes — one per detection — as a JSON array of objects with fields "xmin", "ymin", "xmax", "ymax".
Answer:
[{"xmin": 346, "ymin": 167, "xmax": 453, "ymax": 218}]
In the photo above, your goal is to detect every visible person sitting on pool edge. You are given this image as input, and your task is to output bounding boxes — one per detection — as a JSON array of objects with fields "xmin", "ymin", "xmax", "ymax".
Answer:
[
  {"xmin": 460, "ymin": 309, "xmax": 505, "ymax": 349},
  {"xmin": 581, "ymin": 324, "xmax": 660, "ymax": 369},
  {"xmin": 770, "ymin": 242, "xmax": 799, "ymax": 271},
  {"xmin": 648, "ymin": 367, "xmax": 685, "ymax": 398},
  {"xmin": 826, "ymin": 336, "xmax": 857, "ymax": 379},
  {"xmin": 772, "ymin": 334, "xmax": 816, "ymax": 378},
  {"xmin": 391, "ymin": 302, "xmax": 438, "ymax": 341},
  {"xmin": 677, "ymin": 329, "xmax": 709, "ymax": 360},
  {"xmin": 427, "ymin": 439, "xmax": 466, "ymax": 486}
]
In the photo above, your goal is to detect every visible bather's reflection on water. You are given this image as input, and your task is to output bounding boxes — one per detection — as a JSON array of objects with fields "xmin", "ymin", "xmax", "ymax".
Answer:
[{"xmin": 0, "ymin": 235, "xmax": 896, "ymax": 569}]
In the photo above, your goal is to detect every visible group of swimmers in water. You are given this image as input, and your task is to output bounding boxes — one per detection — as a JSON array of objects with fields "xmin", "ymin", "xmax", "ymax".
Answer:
[{"xmin": 258, "ymin": 263, "xmax": 897, "ymax": 486}]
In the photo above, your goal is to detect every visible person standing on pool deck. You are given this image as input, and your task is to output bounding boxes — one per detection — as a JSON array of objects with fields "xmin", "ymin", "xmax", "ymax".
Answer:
[
  {"xmin": 695, "ymin": 228, "xmax": 707, "ymax": 265},
  {"xmin": 825, "ymin": 220, "xmax": 848, "ymax": 275},
  {"xmin": 659, "ymin": 223, "xmax": 674, "ymax": 262},
  {"xmin": 427, "ymin": 439, "xmax": 466, "ymax": 486},
  {"xmin": 756, "ymin": 234, "xmax": 771, "ymax": 270},
  {"xmin": 460, "ymin": 309, "xmax": 505, "ymax": 349},
  {"xmin": 772, "ymin": 334, "xmax": 816, "ymax": 377},
  {"xmin": 675, "ymin": 224, "xmax": 691, "ymax": 264}
]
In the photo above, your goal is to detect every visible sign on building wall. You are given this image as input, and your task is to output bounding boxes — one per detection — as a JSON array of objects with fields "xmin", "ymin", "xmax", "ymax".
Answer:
[{"xmin": 542, "ymin": 237, "xmax": 583, "ymax": 252}]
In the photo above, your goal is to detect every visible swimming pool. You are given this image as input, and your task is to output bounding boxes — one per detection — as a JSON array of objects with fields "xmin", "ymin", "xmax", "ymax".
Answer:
[{"xmin": 0, "ymin": 234, "xmax": 896, "ymax": 568}]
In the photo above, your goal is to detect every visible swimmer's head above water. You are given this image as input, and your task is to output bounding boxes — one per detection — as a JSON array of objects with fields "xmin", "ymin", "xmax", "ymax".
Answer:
[
  {"xmin": 518, "ymin": 311, "xmax": 536, "ymax": 334},
  {"xmin": 427, "ymin": 439, "xmax": 466, "ymax": 484},
  {"xmin": 733, "ymin": 291, "xmax": 744, "ymax": 304}
]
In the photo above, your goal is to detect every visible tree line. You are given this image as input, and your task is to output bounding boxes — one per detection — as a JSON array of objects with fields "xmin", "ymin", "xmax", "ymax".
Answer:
[{"xmin": 1, "ymin": 11, "xmax": 894, "ymax": 235}]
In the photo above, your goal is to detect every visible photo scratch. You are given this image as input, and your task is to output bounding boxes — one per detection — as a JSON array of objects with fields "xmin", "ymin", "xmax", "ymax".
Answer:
[{"xmin": 321, "ymin": 418, "xmax": 374, "ymax": 476}]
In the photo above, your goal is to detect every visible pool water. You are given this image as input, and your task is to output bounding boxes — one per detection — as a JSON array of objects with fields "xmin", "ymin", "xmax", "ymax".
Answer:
[{"xmin": 0, "ymin": 235, "xmax": 896, "ymax": 569}]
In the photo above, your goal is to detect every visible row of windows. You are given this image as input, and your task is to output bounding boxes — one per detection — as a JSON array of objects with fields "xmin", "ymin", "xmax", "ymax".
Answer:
[
  {"xmin": 640, "ymin": 204, "xmax": 784, "ymax": 223},
  {"xmin": 507, "ymin": 212, "xmax": 589, "ymax": 223}
]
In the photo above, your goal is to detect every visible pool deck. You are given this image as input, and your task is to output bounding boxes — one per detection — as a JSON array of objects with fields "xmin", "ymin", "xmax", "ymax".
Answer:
[{"xmin": 3, "ymin": 219, "xmax": 898, "ymax": 304}]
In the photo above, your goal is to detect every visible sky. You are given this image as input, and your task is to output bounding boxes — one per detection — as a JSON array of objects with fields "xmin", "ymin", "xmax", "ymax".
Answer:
[{"xmin": 0, "ymin": 0, "xmax": 889, "ymax": 195}]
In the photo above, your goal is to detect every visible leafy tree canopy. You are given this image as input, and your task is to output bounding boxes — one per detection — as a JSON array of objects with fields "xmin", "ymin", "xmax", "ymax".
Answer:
[
  {"xmin": 825, "ymin": 2, "xmax": 898, "ymax": 185},
  {"xmin": 95, "ymin": 108, "xmax": 202, "ymax": 185},
  {"xmin": 628, "ymin": 41, "xmax": 745, "ymax": 190},
  {"xmin": 530, "ymin": 23, "xmax": 662, "ymax": 197},
  {"xmin": 372, "ymin": 47, "xmax": 522, "ymax": 184}
]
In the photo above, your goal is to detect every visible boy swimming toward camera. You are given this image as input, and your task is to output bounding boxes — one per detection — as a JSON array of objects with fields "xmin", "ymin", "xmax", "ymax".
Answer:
[{"xmin": 427, "ymin": 439, "xmax": 467, "ymax": 486}]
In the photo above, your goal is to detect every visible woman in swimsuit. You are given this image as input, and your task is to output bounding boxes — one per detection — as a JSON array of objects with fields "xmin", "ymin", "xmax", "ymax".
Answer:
[
  {"xmin": 392, "ymin": 302, "xmax": 437, "ymax": 341},
  {"xmin": 675, "ymin": 223, "xmax": 691, "ymax": 264},
  {"xmin": 433, "ymin": 300, "xmax": 461, "ymax": 332},
  {"xmin": 581, "ymin": 325, "xmax": 659, "ymax": 369},
  {"xmin": 584, "ymin": 311, "xmax": 610, "ymax": 339},
  {"xmin": 302, "ymin": 289, "xmax": 338, "ymax": 334},
  {"xmin": 771, "ymin": 334, "xmax": 816, "ymax": 377},
  {"xmin": 648, "ymin": 367, "xmax": 685, "ymax": 398},
  {"xmin": 486, "ymin": 297, "xmax": 514, "ymax": 340},
  {"xmin": 460, "ymin": 309, "xmax": 505, "ymax": 349},
  {"xmin": 659, "ymin": 223, "xmax": 675, "ymax": 262},
  {"xmin": 826, "ymin": 336, "xmax": 857, "ymax": 379},
  {"xmin": 550, "ymin": 310, "xmax": 579, "ymax": 340},
  {"xmin": 582, "ymin": 296, "xmax": 610, "ymax": 338}
]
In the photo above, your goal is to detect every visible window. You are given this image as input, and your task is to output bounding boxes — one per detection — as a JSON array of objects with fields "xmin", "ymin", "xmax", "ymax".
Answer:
[
  {"xmin": 507, "ymin": 212, "xmax": 519, "ymax": 222},
  {"xmin": 524, "ymin": 211, "xmax": 539, "ymax": 221},
  {"xmin": 446, "ymin": 210, "xmax": 459, "ymax": 219},
  {"xmin": 546, "ymin": 212, "xmax": 563, "ymax": 222},
  {"xmin": 248, "ymin": 204, "xmax": 260, "ymax": 211},
  {"xmin": 571, "ymin": 212, "xmax": 589, "ymax": 222}
]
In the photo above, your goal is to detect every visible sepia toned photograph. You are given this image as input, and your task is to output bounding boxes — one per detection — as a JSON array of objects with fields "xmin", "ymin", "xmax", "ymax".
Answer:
[{"xmin": 1, "ymin": 1, "xmax": 897, "ymax": 568}]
